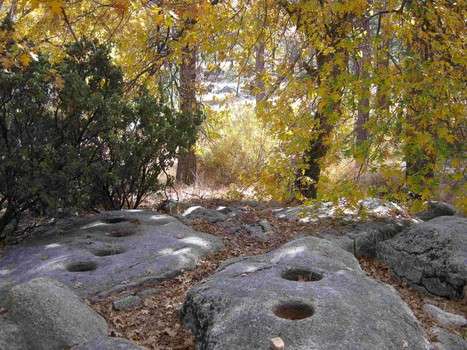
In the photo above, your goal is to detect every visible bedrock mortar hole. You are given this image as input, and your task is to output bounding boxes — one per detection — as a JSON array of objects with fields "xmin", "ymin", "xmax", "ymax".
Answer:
[
  {"xmin": 108, "ymin": 230, "xmax": 135, "ymax": 237},
  {"xmin": 281, "ymin": 268, "xmax": 323, "ymax": 282},
  {"xmin": 66, "ymin": 261, "xmax": 97, "ymax": 272},
  {"xmin": 273, "ymin": 302, "xmax": 314, "ymax": 320},
  {"xmin": 104, "ymin": 217, "xmax": 129, "ymax": 224},
  {"xmin": 92, "ymin": 247, "xmax": 125, "ymax": 256}
]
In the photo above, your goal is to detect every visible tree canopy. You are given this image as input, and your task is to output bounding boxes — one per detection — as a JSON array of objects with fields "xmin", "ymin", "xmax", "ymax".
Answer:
[{"xmin": 0, "ymin": 0, "xmax": 465, "ymax": 212}]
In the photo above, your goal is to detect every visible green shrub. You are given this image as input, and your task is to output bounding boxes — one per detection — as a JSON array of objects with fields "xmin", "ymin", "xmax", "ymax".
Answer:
[{"xmin": 0, "ymin": 39, "xmax": 201, "ymax": 240}]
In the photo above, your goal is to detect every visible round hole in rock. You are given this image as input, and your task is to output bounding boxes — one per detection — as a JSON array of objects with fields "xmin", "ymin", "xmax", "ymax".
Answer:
[
  {"xmin": 66, "ymin": 261, "xmax": 97, "ymax": 272},
  {"xmin": 104, "ymin": 217, "xmax": 129, "ymax": 224},
  {"xmin": 92, "ymin": 247, "xmax": 125, "ymax": 256},
  {"xmin": 108, "ymin": 230, "xmax": 135, "ymax": 237},
  {"xmin": 273, "ymin": 302, "xmax": 314, "ymax": 320},
  {"xmin": 281, "ymin": 268, "xmax": 323, "ymax": 282}
]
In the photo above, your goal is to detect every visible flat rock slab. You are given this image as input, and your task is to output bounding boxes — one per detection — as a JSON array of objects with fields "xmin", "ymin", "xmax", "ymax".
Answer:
[
  {"xmin": 317, "ymin": 219, "xmax": 410, "ymax": 257},
  {"xmin": 378, "ymin": 216, "xmax": 467, "ymax": 299},
  {"xmin": 0, "ymin": 210, "xmax": 223, "ymax": 299},
  {"xmin": 182, "ymin": 237, "xmax": 430, "ymax": 350}
]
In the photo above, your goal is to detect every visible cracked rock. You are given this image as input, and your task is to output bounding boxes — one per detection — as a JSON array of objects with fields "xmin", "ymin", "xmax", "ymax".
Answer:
[{"xmin": 377, "ymin": 216, "xmax": 467, "ymax": 299}]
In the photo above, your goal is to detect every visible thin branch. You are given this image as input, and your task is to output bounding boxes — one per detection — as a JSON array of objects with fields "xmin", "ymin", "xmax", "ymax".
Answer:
[{"xmin": 61, "ymin": 7, "xmax": 79, "ymax": 43}]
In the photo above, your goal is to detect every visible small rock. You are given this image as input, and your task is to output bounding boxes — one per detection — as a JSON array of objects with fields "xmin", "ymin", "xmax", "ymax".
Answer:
[
  {"xmin": 137, "ymin": 287, "xmax": 161, "ymax": 299},
  {"xmin": 218, "ymin": 221, "xmax": 242, "ymax": 235},
  {"xmin": 112, "ymin": 295, "xmax": 142, "ymax": 311},
  {"xmin": 182, "ymin": 206, "xmax": 227, "ymax": 223},
  {"xmin": 243, "ymin": 220, "xmax": 274, "ymax": 241},
  {"xmin": 270, "ymin": 337, "xmax": 285, "ymax": 350},
  {"xmin": 423, "ymin": 304, "xmax": 467, "ymax": 328},
  {"xmin": 259, "ymin": 219, "xmax": 273, "ymax": 232},
  {"xmin": 72, "ymin": 336, "xmax": 144, "ymax": 350},
  {"xmin": 416, "ymin": 201, "xmax": 456, "ymax": 221},
  {"xmin": 431, "ymin": 327, "xmax": 467, "ymax": 350}
]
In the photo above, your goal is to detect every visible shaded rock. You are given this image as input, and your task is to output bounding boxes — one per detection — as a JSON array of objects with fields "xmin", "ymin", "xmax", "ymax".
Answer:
[
  {"xmin": 137, "ymin": 287, "xmax": 161, "ymax": 299},
  {"xmin": 217, "ymin": 220, "xmax": 242, "ymax": 235},
  {"xmin": 0, "ymin": 210, "xmax": 223, "ymax": 298},
  {"xmin": 0, "ymin": 317, "xmax": 28, "ymax": 350},
  {"xmin": 423, "ymin": 304, "xmax": 467, "ymax": 328},
  {"xmin": 72, "ymin": 336, "xmax": 144, "ymax": 350},
  {"xmin": 416, "ymin": 201, "xmax": 457, "ymax": 221},
  {"xmin": 113, "ymin": 295, "xmax": 142, "ymax": 311},
  {"xmin": 431, "ymin": 327, "xmax": 467, "ymax": 350},
  {"xmin": 243, "ymin": 220, "xmax": 274, "ymax": 241},
  {"xmin": 182, "ymin": 206, "xmax": 227, "ymax": 223},
  {"xmin": 6, "ymin": 277, "xmax": 107, "ymax": 350},
  {"xmin": 318, "ymin": 219, "xmax": 410, "ymax": 257},
  {"xmin": 378, "ymin": 216, "xmax": 467, "ymax": 299},
  {"xmin": 182, "ymin": 237, "xmax": 430, "ymax": 350}
]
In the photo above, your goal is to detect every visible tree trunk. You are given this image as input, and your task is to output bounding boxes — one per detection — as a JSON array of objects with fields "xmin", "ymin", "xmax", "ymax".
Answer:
[
  {"xmin": 355, "ymin": 17, "xmax": 372, "ymax": 148},
  {"xmin": 297, "ymin": 111, "xmax": 333, "ymax": 199},
  {"xmin": 296, "ymin": 53, "xmax": 339, "ymax": 199},
  {"xmin": 176, "ymin": 46, "xmax": 198, "ymax": 185},
  {"xmin": 255, "ymin": 40, "xmax": 266, "ymax": 105},
  {"xmin": 375, "ymin": 1, "xmax": 390, "ymax": 120}
]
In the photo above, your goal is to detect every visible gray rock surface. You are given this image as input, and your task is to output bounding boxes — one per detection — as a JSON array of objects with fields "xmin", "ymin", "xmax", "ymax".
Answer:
[
  {"xmin": 378, "ymin": 216, "xmax": 467, "ymax": 299},
  {"xmin": 6, "ymin": 277, "xmax": 108, "ymax": 350},
  {"xmin": 423, "ymin": 304, "xmax": 467, "ymax": 328},
  {"xmin": 182, "ymin": 237, "xmax": 430, "ymax": 350},
  {"xmin": 137, "ymin": 287, "xmax": 161, "ymax": 299},
  {"xmin": 72, "ymin": 336, "xmax": 145, "ymax": 350},
  {"xmin": 431, "ymin": 327, "xmax": 467, "ymax": 350},
  {"xmin": 273, "ymin": 198, "xmax": 409, "ymax": 223},
  {"xmin": 318, "ymin": 219, "xmax": 410, "ymax": 257},
  {"xmin": 243, "ymin": 220, "xmax": 274, "ymax": 241},
  {"xmin": 0, "ymin": 317, "xmax": 28, "ymax": 350},
  {"xmin": 182, "ymin": 206, "xmax": 228, "ymax": 223},
  {"xmin": 0, "ymin": 210, "xmax": 223, "ymax": 298},
  {"xmin": 113, "ymin": 295, "xmax": 142, "ymax": 311},
  {"xmin": 417, "ymin": 201, "xmax": 457, "ymax": 221}
]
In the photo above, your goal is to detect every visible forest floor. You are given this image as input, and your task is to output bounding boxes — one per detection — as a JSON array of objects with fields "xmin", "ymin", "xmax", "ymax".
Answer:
[{"xmin": 90, "ymin": 199, "xmax": 467, "ymax": 350}]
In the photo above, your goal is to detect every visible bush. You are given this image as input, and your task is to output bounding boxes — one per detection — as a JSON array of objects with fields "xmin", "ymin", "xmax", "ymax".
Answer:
[
  {"xmin": 0, "ymin": 39, "xmax": 201, "ymax": 240},
  {"xmin": 198, "ymin": 105, "xmax": 277, "ymax": 192}
]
